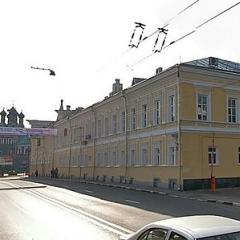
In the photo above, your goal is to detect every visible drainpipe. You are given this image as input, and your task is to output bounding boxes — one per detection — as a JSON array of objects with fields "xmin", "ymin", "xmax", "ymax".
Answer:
[
  {"xmin": 177, "ymin": 64, "xmax": 183, "ymax": 190},
  {"xmin": 92, "ymin": 106, "xmax": 96, "ymax": 180},
  {"xmin": 68, "ymin": 120, "xmax": 72, "ymax": 178},
  {"xmin": 122, "ymin": 90, "xmax": 128, "ymax": 181}
]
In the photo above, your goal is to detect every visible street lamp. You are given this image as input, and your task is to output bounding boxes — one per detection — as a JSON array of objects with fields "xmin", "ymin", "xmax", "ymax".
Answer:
[{"xmin": 31, "ymin": 66, "xmax": 56, "ymax": 76}]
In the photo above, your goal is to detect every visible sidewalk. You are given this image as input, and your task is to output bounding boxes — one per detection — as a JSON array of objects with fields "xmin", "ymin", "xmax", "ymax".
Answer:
[{"xmin": 27, "ymin": 177, "xmax": 240, "ymax": 207}]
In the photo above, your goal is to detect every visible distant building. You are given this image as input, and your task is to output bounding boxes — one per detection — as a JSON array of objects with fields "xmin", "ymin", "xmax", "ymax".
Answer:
[
  {"xmin": 27, "ymin": 120, "xmax": 55, "ymax": 176},
  {"xmin": 0, "ymin": 107, "xmax": 30, "ymax": 173}
]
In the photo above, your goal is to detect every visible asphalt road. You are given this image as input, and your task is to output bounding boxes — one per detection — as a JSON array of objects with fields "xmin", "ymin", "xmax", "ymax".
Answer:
[{"xmin": 1, "ymin": 177, "xmax": 240, "ymax": 240}]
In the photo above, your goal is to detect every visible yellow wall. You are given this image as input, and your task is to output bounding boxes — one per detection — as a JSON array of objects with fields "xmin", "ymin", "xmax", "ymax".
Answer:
[
  {"xmin": 211, "ymin": 87, "xmax": 226, "ymax": 122},
  {"xmin": 182, "ymin": 132, "xmax": 240, "ymax": 179},
  {"xmin": 180, "ymin": 82, "xmax": 196, "ymax": 119}
]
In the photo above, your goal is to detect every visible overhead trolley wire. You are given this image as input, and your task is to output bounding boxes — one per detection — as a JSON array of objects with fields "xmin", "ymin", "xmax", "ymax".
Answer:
[
  {"xmin": 132, "ymin": 1, "xmax": 240, "ymax": 67},
  {"xmin": 139, "ymin": 0, "xmax": 201, "ymax": 45},
  {"xmin": 98, "ymin": 0, "xmax": 201, "ymax": 73}
]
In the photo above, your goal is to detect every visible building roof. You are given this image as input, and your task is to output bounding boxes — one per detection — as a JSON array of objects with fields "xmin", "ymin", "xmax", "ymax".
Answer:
[
  {"xmin": 27, "ymin": 120, "xmax": 55, "ymax": 128},
  {"xmin": 184, "ymin": 57, "xmax": 240, "ymax": 74}
]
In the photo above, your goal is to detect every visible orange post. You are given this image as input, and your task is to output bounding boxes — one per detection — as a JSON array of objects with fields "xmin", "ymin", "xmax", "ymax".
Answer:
[{"xmin": 211, "ymin": 176, "xmax": 216, "ymax": 191}]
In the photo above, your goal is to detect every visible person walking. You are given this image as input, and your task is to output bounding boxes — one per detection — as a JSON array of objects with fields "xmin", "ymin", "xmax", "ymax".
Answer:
[
  {"xmin": 51, "ymin": 168, "xmax": 54, "ymax": 178},
  {"xmin": 54, "ymin": 167, "xmax": 58, "ymax": 178}
]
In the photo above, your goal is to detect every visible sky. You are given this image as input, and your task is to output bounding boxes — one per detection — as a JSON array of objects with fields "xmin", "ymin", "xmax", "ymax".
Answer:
[{"xmin": 1, "ymin": 0, "xmax": 240, "ymax": 126}]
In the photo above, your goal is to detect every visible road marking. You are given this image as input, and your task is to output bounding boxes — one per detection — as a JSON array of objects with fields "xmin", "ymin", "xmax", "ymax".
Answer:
[
  {"xmin": 85, "ymin": 190, "xmax": 93, "ymax": 193},
  {"xmin": 125, "ymin": 199, "xmax": 140, "ymax": 204},
  {"xmin": 29, "ymin": 190, "xmax": 133, "ymax": 235},
  {"xmin": 16, "ymin": 185, "xmax": 133, "ymax": 236}
]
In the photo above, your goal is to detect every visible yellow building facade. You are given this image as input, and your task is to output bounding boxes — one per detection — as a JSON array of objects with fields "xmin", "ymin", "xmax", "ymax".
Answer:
[{"xmin": 30, "ymin": 57, "xmax": 240, "ymax": 190}]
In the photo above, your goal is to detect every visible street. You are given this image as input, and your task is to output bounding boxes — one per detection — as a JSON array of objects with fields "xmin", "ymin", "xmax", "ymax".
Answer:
[{"xmin": 0, "ymin": 177, "xmax": 240, "ymax": 240}]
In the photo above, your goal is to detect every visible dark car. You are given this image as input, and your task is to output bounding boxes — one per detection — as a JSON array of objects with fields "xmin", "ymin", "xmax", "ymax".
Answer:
[{"xmin": 8, "ymin": 170, "xmax": 17, "ymax": 176}]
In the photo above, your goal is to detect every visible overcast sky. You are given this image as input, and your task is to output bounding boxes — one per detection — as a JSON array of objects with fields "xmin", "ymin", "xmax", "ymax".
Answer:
[{"xmin": 1, "ymin": 0, "xmax": 240, "ymax": 126}]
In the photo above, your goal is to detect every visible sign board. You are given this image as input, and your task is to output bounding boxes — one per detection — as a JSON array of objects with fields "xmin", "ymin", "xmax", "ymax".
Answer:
[
  {"xmin": 0, "ymin": 156, "xmax": 13, "ymax": 165},
  {"xmin": 0, "ymin": 127, "xmax": 57, "ymax": 136}
]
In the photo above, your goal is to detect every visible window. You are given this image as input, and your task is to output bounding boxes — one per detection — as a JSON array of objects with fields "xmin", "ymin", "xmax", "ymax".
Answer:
[
  {"xmin": 198, "ymin": 94, "xmax": 208, "ymax": 120},
  {"xmin": 121, "ymin": 150, "xmax": 125, "ymax": 166},
  {"xmin": 104, "ymin": 152, "xmax": 108, "ymax": 166},
  {"xmin": 112, "ymin": 151, "xmax": 117, "ymax": 166},
  {"xmin": 130, "ymin": 149, "xmax": 136, "ymax": 166},
  {"xmin": 169, "ymin": 95, "xmax": 176, "ymax": 122},
  {"xmin": 138, "ymin": 228, "xmax": 167, "ymax": 240},
  {"xmin": 141, "ymin": 148, "xmax": 148, "ymax": 165},
  {"xmin": 97, "ymin": 152, "xmax": 101, "ymax": 166},
  {"xmin": 142, "ymin": 104, "xmax": 147, "ymax": 127},
  {"xmin": 169, "ymin": 232, "xmax": 187, "ymax": 240},
  {"xmin": 64, "ymin": 128, "xmax": 68, "ymax": 136},
  {"xmin": 238, "ymin": 147, "xmax": 240, "ymax": 164},
  {"xmin": 228, "ymin": 97, "xmax": 237, "ymax": 123},
  {"xmin": 121, "ymin": 112, "xmax": 126, "ymax": 132},
  {"xmin": 154, "ymin": 99, "xmax": 161, "ymax": 125},
  {"xmin": 131, "ymin": 108, "xmax": 136, "ymax": 130},
  {"xmin": 37, "ymin": 138, "xmax": 41, "ymax": 146},
  {"xmin": 97, "ymin": 120, "xmax": 102, "ymax": 137},
  {"xmin": 168, "ymin": 146, "xmax": 176, "ymax": 165},
  {"xmin": 105, "ymin": 117, "xmax": 109, "ymax": 136},
  {"xmin": 208, "ymin": 147, "xmax": 218, "ymax": 165},
  {"xmin": 112, "ymin": 114, "xmax": 117, "ymax": 134},
  {"xmin": 153, "ymin": 144, "xmax": 161, "ymax": 165}
]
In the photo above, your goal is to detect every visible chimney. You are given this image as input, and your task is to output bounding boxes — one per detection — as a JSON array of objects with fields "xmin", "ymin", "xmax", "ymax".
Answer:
[
  {"xmin": 66, "ymin": 105, "xmax": 71, "ymax": 111},
  {"xmin": 209, "ymin": 57, "xmax": 218, "ymax": 68},
  {"xmin": 156, "ymin": 67, "xmax": 163, "ymax": 75},
  {"xmin": 59, "ymin": 99, "xmax": 64, "ymax": 110},
  {"xmin": 111, "ymin": 78, "xmax": 123, "ymax": 96}
]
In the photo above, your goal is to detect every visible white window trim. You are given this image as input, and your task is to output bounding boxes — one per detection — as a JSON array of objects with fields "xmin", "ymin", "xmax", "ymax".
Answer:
[
  {"xmin": 167, "ymin": 142, "xmax": 176, "ymax": 166},
  {"xmin": 153, "ymin": 97, "xmax": 162, "ymax": 125},
  {"xmin": 141, "ymin": 144, "xmax": 148, "ymax": 166},
  {"xmin": 167, "ymin": 92, "xmax": 176, "ymax": 122},
  {"xmin": 227, "ymin": 96, "xmax": 238, "ymax": 123},
  {"xmin": 196, "ymin": 92, "xmax": 211, "ymax": 121},
  {"xmin": 112, "ymin": 114, "xmax": 117, "ymax": 134},
  {"xmin": 237, "ymin": 147, "xmax": 240, "ymax": 165},
  {"xmin": 131, "ymin": 108, "xmax": 136, "ymax": 130},
  {"xmin": 208, "ymin": 147, "xmax": 219, "ymax": 166},
  {"xmin": 152, "ymin": 141, "xmax": 162, "ymax": 166},
  {"xmin": 142, "ymin": 104, "xmax": 147, "ymax": 128}
]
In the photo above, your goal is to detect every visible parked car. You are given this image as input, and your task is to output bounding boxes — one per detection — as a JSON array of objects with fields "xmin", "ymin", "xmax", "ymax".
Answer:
[
  {"xmin": 8, "ymin": 170, "xmax": 17, "ymax": 176},
  {"xmin": 120, "ymin": 215, "xmax": 240, "ymax": 240}
]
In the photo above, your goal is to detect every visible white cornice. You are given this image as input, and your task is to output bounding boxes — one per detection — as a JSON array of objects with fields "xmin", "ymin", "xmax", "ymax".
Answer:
[{"xmin": 182, "ymin": 125, "xmax": 240, "ymax": 134}]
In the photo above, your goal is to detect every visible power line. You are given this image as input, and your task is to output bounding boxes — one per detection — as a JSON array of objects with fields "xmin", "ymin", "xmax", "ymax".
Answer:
[
  {"xmin": 131, "ymin": 1, "xmax": 240, "ymax": 68},
  {"xmin": 137, "ymin": 0, "xmax": 201, "ymax": 46},
  {"xmin": 98, "ymin": 0, "xmax": 201, "ymax": 73}
]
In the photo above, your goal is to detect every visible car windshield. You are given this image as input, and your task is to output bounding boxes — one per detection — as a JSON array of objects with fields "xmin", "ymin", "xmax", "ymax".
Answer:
[{"xmin": 198, "ymin": 231, "xmax": 240, "ymax": 240}]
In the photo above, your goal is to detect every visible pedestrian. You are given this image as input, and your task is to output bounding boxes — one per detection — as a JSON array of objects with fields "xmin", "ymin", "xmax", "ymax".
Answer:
[
  {"xmin": 55, "ymin": 167, "xmax": 58, "ymax": 178},
  {"xmin": 35, "ymin": 169, "xmax": 38, "ymax": 177},
  {"xmin": 51, "ymin": 168, "xmax": 54, "ymax": 178}
]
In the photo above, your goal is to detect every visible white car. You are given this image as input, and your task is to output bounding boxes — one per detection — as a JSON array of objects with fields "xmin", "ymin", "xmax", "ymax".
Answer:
[{"xmin": 120, "ymin": 215, "xmax": 240, "ymax": 240}]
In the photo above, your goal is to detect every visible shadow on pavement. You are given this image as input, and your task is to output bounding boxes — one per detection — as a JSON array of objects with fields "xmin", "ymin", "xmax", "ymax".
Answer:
[
  {"xmin": 25, "ymin": 177, "xmax": 240, "ymax": 221},
  {"xmin": 0, "ymin": 185, "xmax": 47, "ymax": 191}
]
